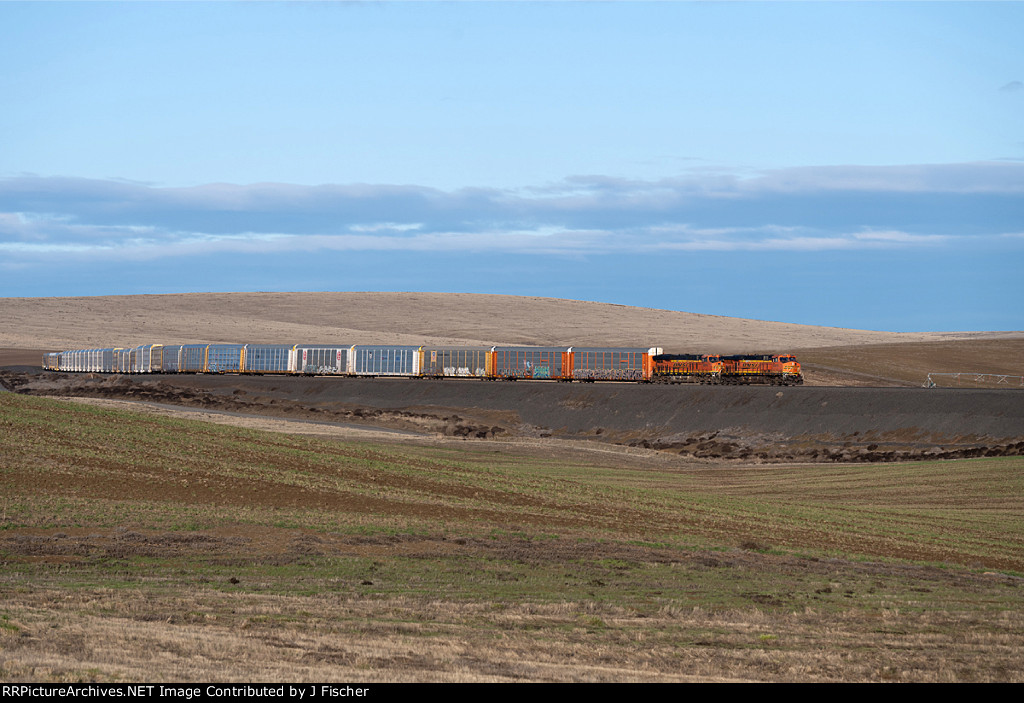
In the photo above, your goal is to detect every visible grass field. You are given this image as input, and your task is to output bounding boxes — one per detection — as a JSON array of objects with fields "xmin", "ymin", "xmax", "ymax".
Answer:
[{"xmin": 2, "ymin": 393, "xmax": 1022, "ymax": 682}]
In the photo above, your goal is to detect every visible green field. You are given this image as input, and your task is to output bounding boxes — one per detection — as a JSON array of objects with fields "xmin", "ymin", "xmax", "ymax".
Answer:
[{"xmin": 2, "ymin": 393, "xmax": 1022, "ymax": 682}]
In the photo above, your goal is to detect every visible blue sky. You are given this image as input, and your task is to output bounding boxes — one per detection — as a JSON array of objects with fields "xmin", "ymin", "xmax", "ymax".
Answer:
[{"xmin": 1, "ymin": 1, "xmax": 1022, "ymax": 332}]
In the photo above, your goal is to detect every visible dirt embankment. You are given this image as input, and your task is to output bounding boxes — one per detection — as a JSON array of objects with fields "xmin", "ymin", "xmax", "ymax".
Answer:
[{"xmin": 5, "ymin": 370, "xmax": 1022, "ymax": 463}]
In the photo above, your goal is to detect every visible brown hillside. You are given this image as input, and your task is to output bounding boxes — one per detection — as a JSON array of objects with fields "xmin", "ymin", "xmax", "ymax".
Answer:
[
  {"xmin": 3, "ymin": 291, "xmax": 1018, "ymax": 350},
  {"xmin": 797, "ymin": 338, "xmax": 1024, "ymax": 388}
]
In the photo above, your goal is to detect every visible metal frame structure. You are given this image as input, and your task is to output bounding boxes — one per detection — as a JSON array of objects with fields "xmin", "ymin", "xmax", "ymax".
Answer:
[{"xmin": 925, "ymin": 372, "xmax": 1024, "ymax": 388}]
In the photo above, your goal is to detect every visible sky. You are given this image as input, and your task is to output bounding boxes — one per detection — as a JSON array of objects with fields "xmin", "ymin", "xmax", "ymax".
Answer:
[{"xmin": 1, "ymin": 1, "xmax": 1022, "ymax": 332}]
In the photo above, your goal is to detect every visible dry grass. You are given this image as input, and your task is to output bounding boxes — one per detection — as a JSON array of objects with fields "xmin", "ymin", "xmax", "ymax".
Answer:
[
  {"xmin": 799, "ymin": 339, "xmax": 1024, "ymax": 387},
  {"xmin": 4, "ymin": 587, "xmax": 1021, "ymax": 683},
  {"xmin": 4, "ymin": 292, "xmax": 1016, "ymax": 353}
]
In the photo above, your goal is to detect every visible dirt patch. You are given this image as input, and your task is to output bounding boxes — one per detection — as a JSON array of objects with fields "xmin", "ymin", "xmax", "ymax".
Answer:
[
  {"xmin": 0, "ymin": 348, "xmax": 48, "ymax": 368},
  {"xmin": 2, "ymin": 371, "xmax": 508, "ymax": 440}
]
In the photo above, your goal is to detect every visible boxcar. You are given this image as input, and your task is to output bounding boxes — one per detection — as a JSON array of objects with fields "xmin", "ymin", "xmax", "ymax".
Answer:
[
  {"xmin": 159, "ymin": 345, "xmax": 183, "ymax": 372},
  {"xmin": 292, "ymin": 345, "xmax": 351, "ymax": 375},
  {"xmin": 114, "ymin": 348, "xmax": 133, "ymax": 373},
  {"xmin": 130, "ymin": 344, "xmax": 162, "ymax": 373},
  {"xmin": 42, "ymin": 352, "xmax": 60, "ymax": 370},
  {"xmin": 243, "ymin": 344, "xmax": 294, "ymax": 374},
  {"xmin": 420, "ymin": 346, "xmax": 490, "ymax": 378},
  {"xmin": 350, "ymin": 345, "xmax": 422, "ymax": 376},
  {"xmin": 488, "ymin": 347, "xmax": 566, "ymax": 380},
  {"xmin": 61, "ymin": 348, "xmax": 112, "ymax": 372},
  {"xmin": 179, "ymin": 344, "xmax": 210, "ymax": 373},
  {"xmin": 569, "ymin": 347, "xmax": 653, "ymax": 382},
  {"xmin": 206, "ymin": 344, "xmax": 245, "ymax": 373}
]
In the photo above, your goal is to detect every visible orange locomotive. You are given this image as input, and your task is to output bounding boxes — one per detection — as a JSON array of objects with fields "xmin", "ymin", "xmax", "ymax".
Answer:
[
  {"xmin": 651, "ymin": 354, "xmax": 724, "ymax": 384},
  {"xmin": 652, "ymin": 353, "xmax": 802, "ymax": 385},
  {"xmin": 719, "ymin": 354, "xmax": 803, "ymax": 385}
]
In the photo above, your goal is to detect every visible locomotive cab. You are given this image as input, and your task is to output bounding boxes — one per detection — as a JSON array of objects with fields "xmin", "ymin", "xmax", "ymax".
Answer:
[{"xmin": 775, "ymin": 355, "xmax": 803, "ymax": 384}]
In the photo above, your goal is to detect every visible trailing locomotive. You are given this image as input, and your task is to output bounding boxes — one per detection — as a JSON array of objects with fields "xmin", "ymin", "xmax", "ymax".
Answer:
[
  {"xmin": 650, "ymin": 353, "xmax": 803, "ymax": 385},
  {"xmin": 652, "ymin": 354, "xmax": 723, "ymax": 383},
  {"xmin": 43, "ymin": 343, "xmax": 803, "ymax": 385},
  {"xmin": 720, "ymin": 354, "xmax": 803, "ymax": 385}
]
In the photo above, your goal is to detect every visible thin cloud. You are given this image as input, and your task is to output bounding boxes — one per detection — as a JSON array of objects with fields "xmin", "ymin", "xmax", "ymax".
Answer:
[
  {"xmin": 1, "ymin": 162, "xmax": 1020, "ymax": 265},
  {"xmin": 0, "ymin": 222, "xmax": 979, "ymax": 263}
]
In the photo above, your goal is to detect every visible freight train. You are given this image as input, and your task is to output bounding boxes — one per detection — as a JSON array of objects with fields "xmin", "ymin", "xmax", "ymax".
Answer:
[{"xmin": 42, "ymin": 343, "xmax": 804, "ymax": 385}]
